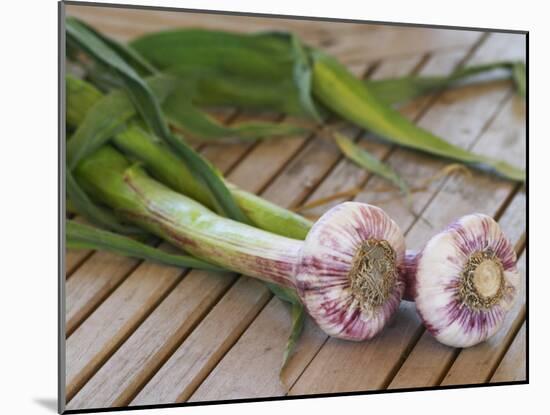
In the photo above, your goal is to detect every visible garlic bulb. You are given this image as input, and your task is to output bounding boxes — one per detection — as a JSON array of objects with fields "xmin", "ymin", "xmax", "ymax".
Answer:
[
  {"xmin": 406, "ymin": 214, "xmax": 521, "ymax": 347},
  {"xmin": 296, "ymin": 202, "xmax": 406, "ymax": 341}
]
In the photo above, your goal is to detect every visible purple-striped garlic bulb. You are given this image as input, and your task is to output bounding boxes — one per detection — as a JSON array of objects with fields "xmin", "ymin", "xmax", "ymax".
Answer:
[
  {"xmin": 295, "ymin": 202, "xmax": 406, "ymax": 341},
  {"xmin": 403, "ymin": 214, "xmax": 521, "ymax": 348}
]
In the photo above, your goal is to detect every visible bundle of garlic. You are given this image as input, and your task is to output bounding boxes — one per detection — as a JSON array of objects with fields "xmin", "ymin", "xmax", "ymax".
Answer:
[{"xmin": 65, "ymin": 17, "xmax": 523, "ymax": 356}]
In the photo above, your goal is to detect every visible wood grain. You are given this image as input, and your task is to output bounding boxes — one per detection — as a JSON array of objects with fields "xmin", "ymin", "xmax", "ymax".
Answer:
[
  {"xmin": 490, "ymin": 322, "xmax": 527, "ymax": 383},
  {"xmin": 135, "ymin": 283, "xmax": 286, "ymax": 405},
  {"xmin": 65, "ymin": 249, "xmax": 93, "ymax": 277},
  {"xmin": 65, "ymin": 251, "xmax": 184, "ymax": 400},
  {"xmin": 67, "ymin": 269, "xmax": 239, "ymax": 409},
  {"xmin": 66, "ymin": 252, "xmax": 140, "ymax": 336}
]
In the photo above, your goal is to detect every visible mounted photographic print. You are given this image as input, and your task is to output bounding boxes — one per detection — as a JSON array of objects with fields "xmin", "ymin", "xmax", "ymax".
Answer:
[{"xmin": 60, "ymin": 1, "xmax": 527, "ymax": 413}]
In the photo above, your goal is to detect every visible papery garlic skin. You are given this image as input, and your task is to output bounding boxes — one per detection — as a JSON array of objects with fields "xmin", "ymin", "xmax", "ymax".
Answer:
[
  {"xmin": 414, "ymin": 214, "xmax": 520, "ymax": 348},
  {"xmin": 296, "ymin": 202, "xmax": 406, "ymax": 341}
]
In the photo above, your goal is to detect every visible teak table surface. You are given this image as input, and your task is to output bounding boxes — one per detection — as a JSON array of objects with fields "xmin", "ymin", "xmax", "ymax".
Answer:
[{"xmin": 62, "ymin": 3, "xmax": 527, "ymax": 411}]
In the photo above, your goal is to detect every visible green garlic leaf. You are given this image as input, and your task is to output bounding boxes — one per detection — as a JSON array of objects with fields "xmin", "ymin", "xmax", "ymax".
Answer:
[
  {"xmin": 281, "ymin": 302, "xmax": 306, "ymax": 373},
  {"xmin": 67, "ymin": 220, "xmax": 223, "ymax": 271},
  {"xmin": 334, "ymin": 131, "xmax": 410, "ymax": 197}
]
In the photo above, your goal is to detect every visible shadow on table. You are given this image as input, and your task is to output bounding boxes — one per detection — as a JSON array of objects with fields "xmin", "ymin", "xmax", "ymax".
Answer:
[{"xmin": 34, "ymin": 398, "xmax": 57, "ymax": 413}]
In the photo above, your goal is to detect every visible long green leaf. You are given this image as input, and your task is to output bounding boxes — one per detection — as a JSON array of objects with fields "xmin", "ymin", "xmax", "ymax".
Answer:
[
  {"xmin": 69, "ymin": 72, "xmax": 305, "ymax": 150},
  {"xmin": 67, "ymin": 87, "xmax": 134, "ymax": 169},
  {"xmin": 67, "ymin": 220, "xmax": 223, "ymax": 271},
  {"xmin": 265, "ymin": 282, "xmax": 301, "ymax": 304},
  {"xmin": 130, "ymin": 28, "xmax": 527, "ymax": 121},
  {"xmin": 281, "ymin": 302, "xmax": 306, "ymax": 372},
  {"xmin": 130, "ymin": 28, "xmax": 293, "ymax": 81},
  {"xmin": 264, "ymin": 280, "xmax": 306, "ymax": 367},
  {"xmin": 73, "ymin": 18, "xmax": 158, "ymax": 76},
  {"xmin": 66, "ymin": 17, "xmax": 250, "ymax": 223},
  {"xmin": 191, "ymin": 73, "xmax": 306, "ymax": 116},
  {"xmin": 114, "ymin": 128, "xmax": 313, "ymax": 239},
  {"xmin": 333, "ymin": 131, "xmax": 409, "ymax": 197},
  {"xmin": 512, "ymin": 61, "xmax": 526, "ymax": 98},
  {"xmin": 311, "ymin": 51, "xmax": 525, "ymax": 182},
  {"xmin": 164, "ymin": 93, "xmax": 307, "ymax": 141},
  {"xmin": 368, "ymin": 60, "xmax": 526, "ymax": 106},
  {"xmin": 290, "ymin": 35, "xmax": 323, "ymax": 122}
]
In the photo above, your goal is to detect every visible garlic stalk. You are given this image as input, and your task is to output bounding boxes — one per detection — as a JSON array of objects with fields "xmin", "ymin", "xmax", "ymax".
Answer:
[
  {"xmin": 402, "ymin": 214, "xmax": 521, "ymax": 347},
  {"xmin": 75, "ymin": 146, "xmax": 406, "ymax": 341}
]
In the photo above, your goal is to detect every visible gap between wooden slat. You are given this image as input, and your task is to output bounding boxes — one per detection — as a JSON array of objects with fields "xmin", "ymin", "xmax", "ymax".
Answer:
[
  {"xmin": 66, "ymin": 253, "xmax": 148, "ymax": 338},
  {"xmin": 402, "ymin": 98, "xmax": 514, "ymax": 236},
  {"xmin": 402, "ymin": 87, "xmax": 515, "ymax": 238},
  {"xmin": 114, "ymin": 274, "xmax": 247, "ymax": 406},
  {"xmin": 66, "ymin": 269, "xmax": 188, "ymax": 401},
  {"xmin": 66, "ymin": 250, "xmax": 94, "ymax": 279},
  {"xmin": 490, "ymin": 322, "xmax": 526, "ymax": 383}
]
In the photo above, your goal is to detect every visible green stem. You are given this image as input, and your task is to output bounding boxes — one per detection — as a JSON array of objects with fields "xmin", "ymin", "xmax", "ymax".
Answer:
[{"xmin": 74, "ymin": 146, "xmax": 302, "ymax": 289}]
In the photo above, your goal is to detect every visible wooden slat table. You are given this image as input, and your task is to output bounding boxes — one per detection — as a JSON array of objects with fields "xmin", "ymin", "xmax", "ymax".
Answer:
[{"xmin": 63, "ymin": 4, "xmax": 527, "ymax": 411}]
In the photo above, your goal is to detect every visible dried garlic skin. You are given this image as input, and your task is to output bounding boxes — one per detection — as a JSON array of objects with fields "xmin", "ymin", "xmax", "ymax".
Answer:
[
  {"xmin": 414, "ymin": 214, "xmax": 520, "ymax": 348},
  {"xmin": 296, "ymin": 202, "xmax": 406, "ymax": 341}
]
